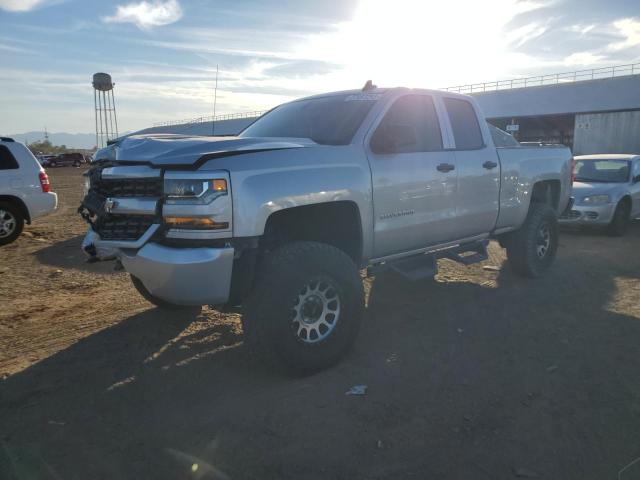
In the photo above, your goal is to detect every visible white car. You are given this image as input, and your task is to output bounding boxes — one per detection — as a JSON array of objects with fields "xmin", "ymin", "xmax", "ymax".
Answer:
[
  {"xmin": 560, "ymin": 154, "xmax": 640, "ymax": 235},
  {"xmin": 0, "ymin": 137, "xmax": 58, "ymax": 245}
]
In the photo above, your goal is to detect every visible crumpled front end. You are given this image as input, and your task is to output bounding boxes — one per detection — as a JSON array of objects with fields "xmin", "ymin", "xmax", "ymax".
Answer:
[{"xmin": 79, "ymin": 163, "xmax": 235, "ymax": 306}]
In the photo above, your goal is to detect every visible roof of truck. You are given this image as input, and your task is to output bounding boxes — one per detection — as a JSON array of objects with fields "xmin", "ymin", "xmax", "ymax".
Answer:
[
  {"xmin": 295, "ymin": 86, "xmax": 470, "ymax": 103},
  {"xmin": 575, "ymin": 154, "xmax": 639, "ymax": 161}
]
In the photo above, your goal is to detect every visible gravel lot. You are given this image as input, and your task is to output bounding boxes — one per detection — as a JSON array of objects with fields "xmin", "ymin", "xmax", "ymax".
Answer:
[{"xmin": 2, "ymin": 167, "xmax": 640, "ymax": 480}]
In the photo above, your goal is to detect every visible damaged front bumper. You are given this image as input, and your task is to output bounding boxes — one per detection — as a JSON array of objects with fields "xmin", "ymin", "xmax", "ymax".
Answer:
[{"xmin": 81, "ymin": 227, "xmax": 234, "ymax": 305}]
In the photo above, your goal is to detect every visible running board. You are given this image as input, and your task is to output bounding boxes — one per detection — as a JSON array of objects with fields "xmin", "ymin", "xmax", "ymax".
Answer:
[
  {"xmin": 368, "ymin": 240, "xmax": 489, "ymax": 281},
  {"xmin": 441, "ymin": 240, "xmax": 489, "ymax": 265},
  {"xmin": 388, "ymin": 254, "xmax": 438, "ymax": 281}
]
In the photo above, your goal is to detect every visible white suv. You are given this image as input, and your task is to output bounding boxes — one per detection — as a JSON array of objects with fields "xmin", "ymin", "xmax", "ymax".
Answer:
[{"xmin": 0, "ymin": 137, "xmax": 57, "ymax": 245}]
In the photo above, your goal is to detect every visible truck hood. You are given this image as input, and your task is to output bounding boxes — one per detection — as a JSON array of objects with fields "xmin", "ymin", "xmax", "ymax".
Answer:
[
  {"xmin": 95, "ymin": 134, "xmax": 315, "ymax": 167},
  {"xmin": 572, "ymin": 181, "xmax": 628, "ymax": 198}
]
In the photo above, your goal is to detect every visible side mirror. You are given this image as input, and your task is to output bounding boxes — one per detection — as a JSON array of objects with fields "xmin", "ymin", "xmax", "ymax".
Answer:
[
  {"xmin": 633, "ymin": 174, "xmax": 640, "ymax": 183},
  {"xmin": 371, "ymin": 124, "xmax": 417, "ymax": 154}
]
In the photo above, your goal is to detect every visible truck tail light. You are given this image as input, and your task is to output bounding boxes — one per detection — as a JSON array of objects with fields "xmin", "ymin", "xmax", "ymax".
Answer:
[{"xmin": 39, "ymin": 171, "xmax": 51, "ymax": 192}]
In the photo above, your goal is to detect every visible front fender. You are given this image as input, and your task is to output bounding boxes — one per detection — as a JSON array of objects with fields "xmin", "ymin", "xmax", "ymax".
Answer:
[{"xmin": 230, "ymin": 167, "xmax": 372, "ymax": 258}]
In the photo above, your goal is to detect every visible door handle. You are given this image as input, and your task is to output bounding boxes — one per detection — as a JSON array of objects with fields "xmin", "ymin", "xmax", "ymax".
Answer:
[
  {"xmin": 437, "ymin": 163, "xmax": 455, "ymax": 173},
  {"xmin": 483, "ymin": 161, "xmax": 498, "ymax": 169}
]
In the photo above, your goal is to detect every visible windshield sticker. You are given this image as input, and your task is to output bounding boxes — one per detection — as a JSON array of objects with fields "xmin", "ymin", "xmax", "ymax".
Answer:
[{"xmin": 345, "ymin": 93, "xmax": 383, "ymax": 102}]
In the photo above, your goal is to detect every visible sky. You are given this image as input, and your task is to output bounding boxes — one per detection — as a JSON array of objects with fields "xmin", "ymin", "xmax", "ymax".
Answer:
[{"xmin": 1, "ymin": 0, "xmax": 639, "ymax": 138}]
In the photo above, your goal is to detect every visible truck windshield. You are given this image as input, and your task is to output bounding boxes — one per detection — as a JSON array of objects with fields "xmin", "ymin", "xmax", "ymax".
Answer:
[
  {"xmin": 574, "ymin": 159, "xmax": 630, "ymax": 183},
  {"xmin": 240, "ymin": 93, "xmax": 379, "ymax": 145}
]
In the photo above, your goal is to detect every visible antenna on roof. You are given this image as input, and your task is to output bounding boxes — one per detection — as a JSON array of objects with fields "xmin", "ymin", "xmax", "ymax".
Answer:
[{"xmin": 362, "ymin": 80, "xmax": 377, "ymax": 91}]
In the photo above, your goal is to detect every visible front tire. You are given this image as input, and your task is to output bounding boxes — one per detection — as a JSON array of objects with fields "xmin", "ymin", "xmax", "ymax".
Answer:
[
  {"xmin": 0, "ymin": 202, "xmax": 24, "ymax": 246},
  {"xmin": 130, "ymin": 275, "xmax": 202, "ymax": 312},
  {"xmin": 243, "ymin": 241, "xmax": 364, "ymax": 375},
  {"xmin": 607, "ymin": 201, "xmax": 630, "ymax": 236},
  {"xmin": 506, "ymin": 203, "xmax": 559, "ymax": 278}
]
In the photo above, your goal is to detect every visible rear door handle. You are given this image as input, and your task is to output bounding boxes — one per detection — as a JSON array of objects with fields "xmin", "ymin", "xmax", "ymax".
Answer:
[
  {"xmin": 437, "ymin": 163, "xmax": 455, "ymax": 173},
  {"xmin": 483, "ymin": 161, "xmax": 498, "ymax": 170}
]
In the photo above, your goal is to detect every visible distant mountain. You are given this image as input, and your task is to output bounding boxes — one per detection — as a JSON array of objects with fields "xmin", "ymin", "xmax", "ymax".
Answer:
[{"xmin": 7, "ymin": 131, "xmax": 97, "ymax": 149}]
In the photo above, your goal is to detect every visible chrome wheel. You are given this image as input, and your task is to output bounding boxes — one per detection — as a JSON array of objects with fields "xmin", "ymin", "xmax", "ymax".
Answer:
[
  {"xmin": 536, "ymin": 222, "xmax": 550, "ymax": 259},
  {"xmin": 0, "ymin": 209, "xmax": 16, "ymax": 238},
  {"xmin": 291, "ymin": 277, "xmax": 341, "ymax": 344}
]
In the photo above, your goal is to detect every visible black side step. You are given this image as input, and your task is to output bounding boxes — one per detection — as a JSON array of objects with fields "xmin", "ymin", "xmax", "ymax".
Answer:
[
  {"xmin": 368, "ymin": 240, "xmax": 489, "ymax": 281},
  {"xmin": 387, "ymin": 254, "xmax": 438, "ymax": 281},
  {"xmin": 441, "ymin": 240, "xmax": 489, "ymax": 265}
]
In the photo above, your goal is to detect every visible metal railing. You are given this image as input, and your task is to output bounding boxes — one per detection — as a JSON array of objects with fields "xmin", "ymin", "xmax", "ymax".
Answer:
[
  {"xmin": 442, "ymin": 62, "xmax": 640, "ymax": 94},
  {"xmin": 153, "ymin": 110, "xmax": 265, "ymax": 127},
  {"xmin": 153, "ymin": 62, "xmax": 640, "ymax": 127}
]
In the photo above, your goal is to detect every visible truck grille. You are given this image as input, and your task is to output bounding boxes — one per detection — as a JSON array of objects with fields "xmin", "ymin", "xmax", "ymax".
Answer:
[
  {"xmin": 81, "ymin": 166, "xmax": 162, "ymax": 241},
  {"xmin": 89, "ymin": 169, "xmax": 162, "ymax": 197},
  {"xmin": 560, "ymin": 210, "xmax": 581, "ymax": 220},
  {"xmin": 95, "ymin": 215, "xmax": 156, "ymax": 240}
]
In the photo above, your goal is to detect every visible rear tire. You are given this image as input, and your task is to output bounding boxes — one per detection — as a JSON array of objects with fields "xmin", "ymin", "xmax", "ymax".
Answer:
[
  {"xmin": 242, "ymin": 241, "xmax": 364, "ymax": 375},
  {"xmin": 607, "ymin": 200, "xmax": 630, "ymax": 236},
  {"xmin": 0, "ymin": 202, "xmax": 24, "ymax": 246},
  {"xmin": 130, "ymin": 275, "xmax": 202, "ymax": 312},
  {"xmin": 506, "ymin": 203, "xmax": 559, "ymax": 278}
]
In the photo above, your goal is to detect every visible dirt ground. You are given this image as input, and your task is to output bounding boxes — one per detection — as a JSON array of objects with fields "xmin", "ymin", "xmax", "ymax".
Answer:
[{"xmin": 1, "ymin": 167, "xmax": 640, "ymax": 480}]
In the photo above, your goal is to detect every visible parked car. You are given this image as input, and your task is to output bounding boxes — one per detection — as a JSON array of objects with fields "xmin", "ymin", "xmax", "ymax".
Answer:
[
  {"xmin": 0, "ymin": 137, "xmax": 58, "ymax": 245},
  {"xmin": 46, "ymin": 152, "xmax": 84, "ymax": 167},
  {"xmin": 37, "ymin": 154, "xmax": 57, "ymax": 167},
  {"xmin": 560, "ymin": 154, "xmax": 640, "ymax": 235},
  {"xmin": 79, "ymin": 86, "xmax": 572, "ymax": 373}
]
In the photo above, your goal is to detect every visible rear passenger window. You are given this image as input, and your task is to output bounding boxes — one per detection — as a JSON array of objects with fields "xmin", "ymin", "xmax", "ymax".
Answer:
[
  {"xmin": 0, "ymin": 146, "xmax": 19, "ymax": 170},
  {"xmin": 371, "ymin": 95, "xmax": 443, "ymax": 154},
  {"xmin": 444, "ymin": 98, "xmax": 484, "ymax": 150}
]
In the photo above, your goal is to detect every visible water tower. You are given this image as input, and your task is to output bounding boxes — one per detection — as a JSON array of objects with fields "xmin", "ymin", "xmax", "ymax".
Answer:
[{"xmin": 92, "ymin": 72, "xmax": 119, "ymax": 148}]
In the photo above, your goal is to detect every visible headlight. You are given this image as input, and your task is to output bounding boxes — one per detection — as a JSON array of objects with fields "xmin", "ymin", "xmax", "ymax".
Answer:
[
  {"xmin": 162, "ymin": 172, "xmax": 231, "ymax": 233},
  {"xmin": 164, "ymin": 178, "xmax": 227, "ymax": 205},
  {"xmin": 582, "ymin": 194, "xmax": 610, "ymax": 204}
]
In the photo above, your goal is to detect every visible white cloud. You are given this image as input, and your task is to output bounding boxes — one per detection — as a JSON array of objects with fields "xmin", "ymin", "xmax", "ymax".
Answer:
[
  {"xmin": 0, "ymin": 42, "xmax": 35, "ymax": 53},
  {"xmin": 103, "ymin": 0, "xmax": 182, "ymax": 30},
  {"xmin": 608, "ymin": 18, "xmax": 640, "ymax": 51},
  {"xmin": 506, "ymin": 22, "xmax": 549, "ymax": 48},
  {"xmin": 568, "ymin": 24, "xmax": 596, "ymax": 35},
  {"xmin": 0, "ymin": 0, "xmax": 48, "ymax": 12},
  {"xmin": 563, "ymin": 51, "xmax": 605, "ymax": 66}
]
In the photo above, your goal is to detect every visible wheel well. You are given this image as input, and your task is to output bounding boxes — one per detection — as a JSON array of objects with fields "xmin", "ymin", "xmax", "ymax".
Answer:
[
  {"xmin": 619, "ymin": 195, "xmax": 632, "ymax": 207},
  {"xmin": 0, "ymin": 195, "xmax": 30, "ymax": 223},
  {"xmin": 530, "ymin": 180, "xmax": 560, "ymax": 210},
  {"xmin": 261, "ymin": 202, "xmax": 363, "ymax": 264}
]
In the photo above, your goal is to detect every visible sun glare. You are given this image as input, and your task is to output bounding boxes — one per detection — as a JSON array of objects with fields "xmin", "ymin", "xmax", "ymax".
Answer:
[{"xmin": 301, "ymin": 0, "xmax": 545, "ymax": 90}]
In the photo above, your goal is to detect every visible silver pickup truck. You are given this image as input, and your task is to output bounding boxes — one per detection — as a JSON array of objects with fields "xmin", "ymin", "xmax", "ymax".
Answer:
[{"xmin": 80, "ymin": 86, "xmax": 573, "ymax": 373}]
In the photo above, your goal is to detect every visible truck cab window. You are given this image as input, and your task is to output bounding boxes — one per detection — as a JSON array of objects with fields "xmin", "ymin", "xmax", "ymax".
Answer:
[
  {"xmin": 0, "ymin": 146, "xmax": 19, "ymax": 170},
  {"xmin": 444, "ymin": 98, "xmax": 484, "ymax": 150},
  {"xmin": 371, "ymin": 95, "xmax": 443, "ymax": 154}
]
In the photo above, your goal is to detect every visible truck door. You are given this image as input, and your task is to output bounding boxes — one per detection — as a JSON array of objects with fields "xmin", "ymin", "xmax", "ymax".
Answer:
[
  {"xmin": 442, "ymin": 97, "xmax": 500, "ymax": 238},
  {"xmin": 367, "ymin": 94, "xmax": 458, "ymax": 258}
]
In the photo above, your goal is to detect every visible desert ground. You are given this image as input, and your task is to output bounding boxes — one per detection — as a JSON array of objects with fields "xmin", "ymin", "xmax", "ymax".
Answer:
[{"xmin": 1, "ymin": 167, "xmax": 639, "ymax": 479}]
